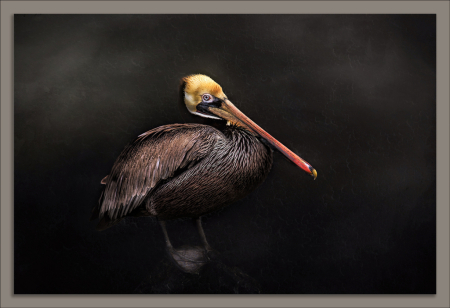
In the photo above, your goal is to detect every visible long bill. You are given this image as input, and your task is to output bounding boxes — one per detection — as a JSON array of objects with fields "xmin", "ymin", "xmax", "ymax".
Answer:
[{"xmin": 209, "ymin": 99, "xmax": 317, "ymax": 180}]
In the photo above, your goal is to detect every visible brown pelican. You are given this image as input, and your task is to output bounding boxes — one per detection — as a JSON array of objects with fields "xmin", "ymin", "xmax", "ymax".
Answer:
[{"xmin": 91, "ymin": 74, "xmax": 316, "ymax": 267}]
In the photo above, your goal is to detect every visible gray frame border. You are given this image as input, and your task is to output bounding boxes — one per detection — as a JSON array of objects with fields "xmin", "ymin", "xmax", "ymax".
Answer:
[{"xmin": 1, "ymin": 1, "xmax": 449, "ymax": 307}]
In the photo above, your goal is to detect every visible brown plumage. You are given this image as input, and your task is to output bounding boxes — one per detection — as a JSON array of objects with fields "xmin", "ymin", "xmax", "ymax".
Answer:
[
  {"xmin": 92, "ymin": 123, "xmax": 272, "ymax": 230},
  {"xmin": 91, "ymin": 74, "xmax": 316, "ymax": 238}
]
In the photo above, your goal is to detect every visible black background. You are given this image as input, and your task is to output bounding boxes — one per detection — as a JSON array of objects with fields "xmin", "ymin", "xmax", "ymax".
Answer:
[{"xmin": 14, "ymin": 15, "xmax": 436, "ymax": 294}]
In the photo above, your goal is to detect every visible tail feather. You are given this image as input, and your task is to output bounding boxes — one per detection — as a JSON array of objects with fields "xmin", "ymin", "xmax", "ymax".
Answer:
[{"xmin": 91, "ymin": 189, "xmax": 121, "ymax": 230}]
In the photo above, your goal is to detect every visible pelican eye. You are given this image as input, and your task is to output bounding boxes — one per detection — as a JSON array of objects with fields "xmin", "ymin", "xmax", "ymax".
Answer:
[{"xmin": 202, "ymin": 94, "xmax": 214, "ymax": 103}]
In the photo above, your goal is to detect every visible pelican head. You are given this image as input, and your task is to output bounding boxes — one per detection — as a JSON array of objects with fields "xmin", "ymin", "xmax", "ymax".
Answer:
[
  {"xmin": 182, "ymin": 74, "xmax": 227, "ymax": 120},
  {"xmin": 181, "ymin": 74, "xmax": 317, "ymax": 180}
]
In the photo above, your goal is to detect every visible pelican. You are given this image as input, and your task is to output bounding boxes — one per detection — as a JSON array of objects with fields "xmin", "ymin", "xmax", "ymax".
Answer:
[{"xmin": 91, "ymin": 74, "xmax": 317, "ymax": 266}]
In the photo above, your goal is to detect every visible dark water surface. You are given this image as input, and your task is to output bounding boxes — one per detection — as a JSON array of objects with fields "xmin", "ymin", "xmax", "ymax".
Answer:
[{"xmin": 14, "ymin": 14, "xmax": 436, "ymax": 294}]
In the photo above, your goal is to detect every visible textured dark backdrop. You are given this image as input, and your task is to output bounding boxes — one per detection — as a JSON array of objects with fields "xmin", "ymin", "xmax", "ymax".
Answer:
[{"xmin": 14, "ymin": 14, "xmax": 436, "ymax": 294}]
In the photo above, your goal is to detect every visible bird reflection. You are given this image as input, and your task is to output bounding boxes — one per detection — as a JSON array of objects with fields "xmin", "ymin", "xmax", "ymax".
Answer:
[
  {"xmin": 134, "ymin": 219, "xmax": 261, "ymax": 293},
  {"xmin": 159, "ymin": 217, "xmax": 213, "ymax": 274},
  {"xmin": 166, "ymin": 245, "xmax": 209, "ymax": 274},
  {"xmin": 135, "ymin": 246, "xmax": 261, "ymax": 294}
]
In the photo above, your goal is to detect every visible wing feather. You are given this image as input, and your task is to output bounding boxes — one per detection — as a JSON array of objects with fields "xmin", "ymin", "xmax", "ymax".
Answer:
[{"xmin": 96, "ymin": 124, "xmax": 221, "ymax": 224}]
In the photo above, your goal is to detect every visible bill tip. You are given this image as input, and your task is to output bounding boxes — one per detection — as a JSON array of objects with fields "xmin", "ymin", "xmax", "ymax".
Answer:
[{"xmin": 312, "ymin": 168, "xmax": 317, "ymax": 180}]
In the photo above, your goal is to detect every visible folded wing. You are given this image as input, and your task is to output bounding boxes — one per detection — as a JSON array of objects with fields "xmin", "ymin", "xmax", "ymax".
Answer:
[{"xmin": 92, "ymin": 124, "xmax": 222, "ymax": 230}]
